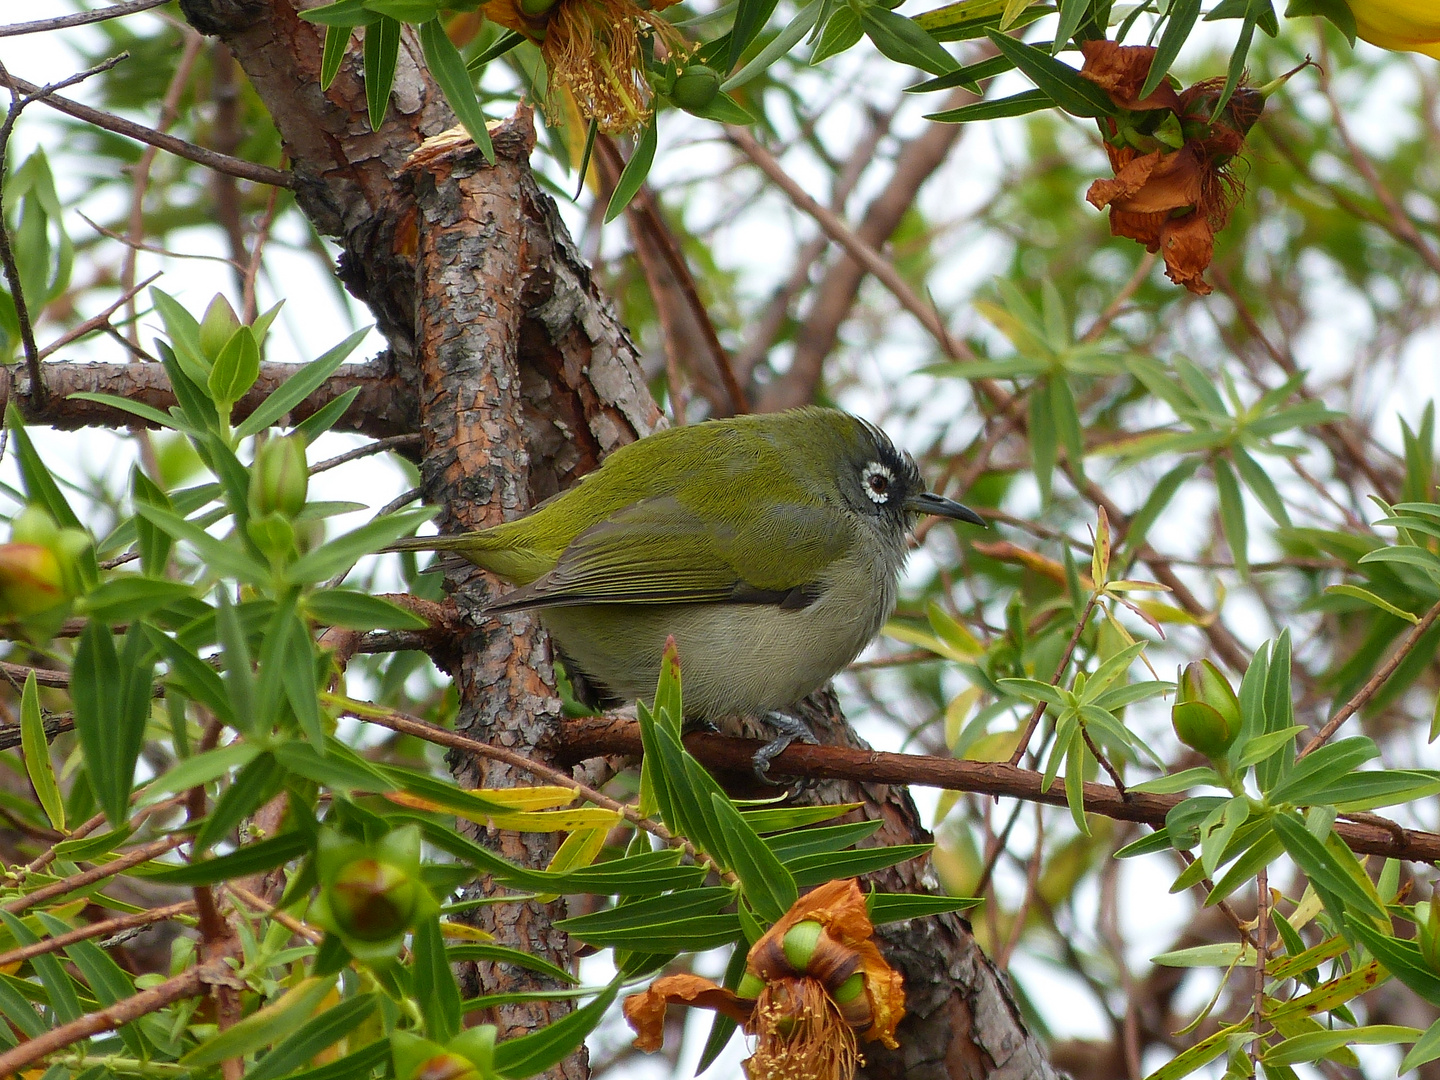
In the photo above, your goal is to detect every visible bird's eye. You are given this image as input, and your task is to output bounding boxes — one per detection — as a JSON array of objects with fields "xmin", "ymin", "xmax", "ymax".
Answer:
[{"xmin": 861, "ymin": 463, "xmax": 894, "ymax": 505}]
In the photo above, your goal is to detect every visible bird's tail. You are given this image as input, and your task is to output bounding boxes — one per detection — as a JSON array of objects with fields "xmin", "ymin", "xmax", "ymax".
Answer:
[{"xmin": 383, "ymin": 533, "xmax": 487, "ymax": 554}]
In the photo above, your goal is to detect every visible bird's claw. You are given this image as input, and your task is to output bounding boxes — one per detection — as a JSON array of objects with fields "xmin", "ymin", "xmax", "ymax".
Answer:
[{"xmin": 751, "ymin": 712, "xmax": 818, "ymax": 786}]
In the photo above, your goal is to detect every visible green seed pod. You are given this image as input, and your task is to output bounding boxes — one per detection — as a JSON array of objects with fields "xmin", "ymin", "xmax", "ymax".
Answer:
[
  {"xmin": 781, "ymin": 920, "xmax": 824, "ymax": 973},
  {"xmin": 250, "ymin": 435, "xmax": 309, "ymax": 519},
  {"xmin": 737, "ymin": 971, "xmax": 765, "ymax": 999},
  {"xmin": 519, "ymin": 0, "xmax": 559, "ymax": 16},
  {"xmin": 327, "ymin": 857, "xmax": 420, "ymax": 942},
  {"xmin": 670, "ymin": 65, "xmax": 720, "ymax": 111}
]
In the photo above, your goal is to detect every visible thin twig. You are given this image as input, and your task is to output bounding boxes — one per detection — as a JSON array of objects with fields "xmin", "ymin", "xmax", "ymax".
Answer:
[
  {"xmin": 311, "ymin": 433, "xmax": 422, "ymax": 475},
  {"xmin": 1297, "ymin": 599, "xmax": 1440, "ymax": 758},
  {"xmin": 1009, "ymin": 593, "xmax": 1102, "ymax": 765},
  {"xmin": 0, "ymin": 900, "xmax": 197, "ymax": 969},
  {"xmin": 0, "ymin": 939, "xmax": 243, "ymax": 1077},
  {"xmin": 1081, "ymin": 252, "xmax": 1157, "ymax": 344},
  {"xmin": 1253, "ymin": 866, "xmax": 1269, "ymax": 1065},
  {"xmin": 1, "ymin": 72, "xmax": 293, "ymax": 189},
  {"xmin": 0, "ymin": 0, "xmax": 170, "ymax": 37},
  {"xmin": 35, "ymin": 273, "xmax": 162, "ymax": 361},
  {"xmin": 331, "ymin": 696, "xmax": 689, "ymax": 855},
  {"xmin": 3, "ymin": 835, "xmax": 186, "ymax": 914},
  {"xmin": 558, "ymin": 716, "xmax": 1440, "ymax": 863},
  {"xmin": 726, "ymin": 125, "xmax": 975, "ymax": 364}
]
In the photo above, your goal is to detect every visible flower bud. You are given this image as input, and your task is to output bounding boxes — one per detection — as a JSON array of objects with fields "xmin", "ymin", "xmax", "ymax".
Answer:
[
  {"xmin": 199, "ymin": 294, "xmax": 242, "ymax": 362},
  {"xmin": 1172, "ymin": 660, "xmax": 1240, "ymax": 758},
  {"xmin": 0, "ymin": 544, "xmax": 66, "ymax": 618},
  {"xmin": 8, "ymin": 505, "xmax": 60, "ymax": 549},
  {"xmin": 249, "ymin": 435, "xmax": 309, "ymax": 519},
  {"xmin": 670, "ymin": 65, "xmax": 720, "ymax": 111},
  {"xmin": 411, "ymin": 1053, "xmax": 485, "ymax": 1080},
  {"xmin": 327, "ymin": 857, "xmax": 420, "ymax": 942}
]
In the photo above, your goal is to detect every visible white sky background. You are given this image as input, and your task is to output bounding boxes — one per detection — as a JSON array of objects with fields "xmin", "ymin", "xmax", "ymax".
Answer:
[{"xmin": 1, "ymin": 3, "xmax": 1438, "ymax": 1078}]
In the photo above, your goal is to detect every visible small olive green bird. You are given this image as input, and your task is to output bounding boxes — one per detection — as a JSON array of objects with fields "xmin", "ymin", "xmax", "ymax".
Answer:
[{"xmin": 389, "ymin": 408, "xmax": 983, "ymax": 736}]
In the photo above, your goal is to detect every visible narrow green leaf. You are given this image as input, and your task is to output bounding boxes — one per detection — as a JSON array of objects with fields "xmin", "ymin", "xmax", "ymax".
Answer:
[
  {"xmin": 362, "ymin": 15, "xmax": 401, "ymax": 130},
  {"xmin": 67, "ymin": 391, "xmax": 186, "ymax": 432},
  {"xmin": 926, "ymin": 88, "xmax": 1051, "ymax": 123},
  {"xmin": 208, "ymin": 327, "xmax": 261, "ymax": 418},
  {"xmin": 710, "ymin": 792, "xmax": 798, "ymax": 922},
  {"xmin": 414, "ymin": 915, "xmax": 462, "ymax": 1042},
  {"xmin": 1402, "ymin": 1015, "xmax": 1440, "ymax": 1074},
  {"xmin": 787, "ymin": 844, "xmax": 931, "ymax": 887},
  {"xmin": 1051, "ymin": 0, "xmax": 1089, "ymax": 51},
  {"xmin": 245, "ymin": 994, "xmax": 379, "ymax": 1080},
  {"xmin": 1030, "ymin": 381, "xmax": 1057, "ymax": 503},
  {"xmin": 0, "ymin": 911, "xmax": 82, "ymax": 1024},
  {"xmin": 722, "ymin": 0, "xmax": 822, "ymax": 91},
  {"xmin": 195, "ymin": 751, "xmax": 287, "ymax": 852},
  {"xmin": 146, "ymin": 831, "xmax": 310, "ymax": 885},
  {"xmin": 603, "ymin": 118, "xmax": 658, "ymax": 224},
  {"xmin": 866, "ymin": 893, "xmax": 981, "ymax": 923},
  {"xmin": 20, "ymin": 672, "xmax": 63, "ymax": 831},
  {"xmin": 1265, "ymin": 737, "xmax": 1378, "ymax": 807},
  {"xmin": 861, "ymin": 6, "xmax": 957, "ymax": 76},
  {"xmin": 1213, "ymin": 455, "xmax": 1249, "ymax": 579},
  {"xmin": 466, "ymin": 29, "xmax": 526, "ymax": 72},
  {"xmin": 183, "ymin": 978, "xmax": 333, "ymax": 1068},
  {"xmin": 1263, "ymin": 1025, "xmax": 1420, "ymax": 1067},
  {"xmin": 985, "ymin": 30, "xmax": 1115, "ymax": 117},
  {"xmin": 234, "ymin": 328, "xmax": 369, "ymax": 439},
  {"xmin": 728, "ymin": 0, "xmax": 781, "ymax": 71},
  {"xmin": 1324, "ymin": 584, "xmax": 1419, "ymax": 625},
  {"xmin": 1139, "ymin": 0, "xmax": 1201, "ymax": 98},
  {"xmin": 419, "ymin": 18, "xmax": 495, "ymax": 163},
  {"xmin": 133, "ymin": 503, "xmax": 269, "ymax": 584},
  {"xmin": 288, "ymin": 506, "xmax": 437, "ymax": 583},
  {"xmin": 321, "ymin": 24, "xmax": 351, "ymax": 88},
  {"xmin": 1272, "ymin": 813, "xmax": 1386, "ymax": 924}
]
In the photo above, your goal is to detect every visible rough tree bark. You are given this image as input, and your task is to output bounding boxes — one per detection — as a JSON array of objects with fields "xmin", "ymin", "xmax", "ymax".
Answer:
[{"xmin": 169, "ymin": 3, "xmax": 1060, "ymax": 1077}]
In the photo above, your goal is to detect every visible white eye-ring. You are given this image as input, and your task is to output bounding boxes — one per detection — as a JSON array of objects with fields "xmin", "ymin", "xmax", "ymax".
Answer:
[{"xmin": 862, "ymin": 462, "xmax": 894, "ymax": 504}]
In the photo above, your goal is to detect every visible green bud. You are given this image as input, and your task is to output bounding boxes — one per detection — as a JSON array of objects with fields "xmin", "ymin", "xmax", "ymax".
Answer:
[
  {"xmin": 736, "ymin": 971, "xmax": 765, "ymax": 999},
  {"xmin": 9, "ymin": 505, "xmax": 60, "ymax": 548},
  {"xmin": 0, "ymin": 544, "xmax": 67, "ymax": 618},
  {"xmin": 670, "ymin": 65, "xmax": 720, "ymax": 111},
  {"xmin": 250, "ymin": 435, "xmax": 309, "ymax": 519},
  {"xmin": 781, "ymin": 919, "xmax": 824, "ymax": 973},
  {"xmin": 199, "ymin": 295, "xmax": 243, "ymax": 362},
  {"xmin": 1172, "ymin": 660, "xmax": 1240, "ymax": 757},
  {"xmin": 328, "ymin": 857, "xmax": 420, "ymax": 942},
  {"xmin": 410, "ymin": 1053, "xmax": 484, "ymax": 1080}
]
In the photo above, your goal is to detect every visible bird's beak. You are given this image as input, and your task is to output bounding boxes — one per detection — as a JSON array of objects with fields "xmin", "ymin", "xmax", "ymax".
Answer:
[{"xmin": 905, "ymin": 491, "xmax": 987, "ymax": 527}]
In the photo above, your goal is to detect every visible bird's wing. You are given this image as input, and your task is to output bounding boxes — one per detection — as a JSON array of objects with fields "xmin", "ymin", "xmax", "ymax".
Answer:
[{"xmin": 484, "ymin": 495, "xmax": 847, "ymax": 612}]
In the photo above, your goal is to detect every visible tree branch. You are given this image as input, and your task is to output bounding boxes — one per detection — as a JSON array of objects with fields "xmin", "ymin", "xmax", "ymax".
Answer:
[
  {"xmin": 555, "ymin": 717, "xmax": 1440, "ymax": 863},
  {"xmin": 1, "ymin": 358, "xmax": 417, "ymax": 438},
  {"xmin": 0, "ymin": 72, "xmax": 292, "ymax": 189}
]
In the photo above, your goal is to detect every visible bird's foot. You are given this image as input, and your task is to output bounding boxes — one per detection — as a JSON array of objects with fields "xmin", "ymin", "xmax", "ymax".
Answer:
[
  {"xmin": 752, "ymin": 711, "xmax": 819, "ymax": 786},
  {"xmin": 680, "ymin": 716, "xmax": 723, "ymax": 736}
]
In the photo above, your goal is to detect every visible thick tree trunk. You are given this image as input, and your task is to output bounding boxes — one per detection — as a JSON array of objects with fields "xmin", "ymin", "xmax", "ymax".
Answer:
[{"xmin": 175, "ymin": 3, "xmax": 1059, "ymax": 1076}]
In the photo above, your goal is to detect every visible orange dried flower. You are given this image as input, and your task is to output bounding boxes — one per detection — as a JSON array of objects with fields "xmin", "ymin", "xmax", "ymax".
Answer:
[
  {"xmin": 622, "ymin": 879, "xmax": 906, "ymax": 1080},
  {"xmin": 1079, "ymin": 42, "xmax": 1268, "ymax": 295},
  {"xmin": 481, "ymin": 0, "xmax": 686, "ymax": 133}
]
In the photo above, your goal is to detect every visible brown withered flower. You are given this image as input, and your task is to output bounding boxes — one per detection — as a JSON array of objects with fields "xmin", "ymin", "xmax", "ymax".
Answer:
[
  {"xmin": 481, "ymin": 0, "xmax": 687, "ymax": 133},
  {"xmin": 1079, "ymin": 41, "xmax": 1270, "ymax": 295},
  {"xmin": 624, "ymin": 879, "xmax": 905, "ymax": 1080}
]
